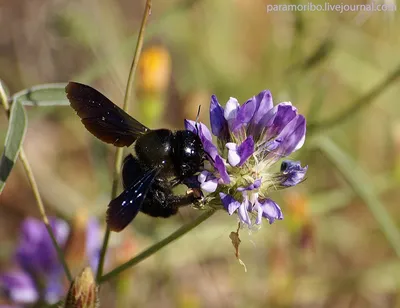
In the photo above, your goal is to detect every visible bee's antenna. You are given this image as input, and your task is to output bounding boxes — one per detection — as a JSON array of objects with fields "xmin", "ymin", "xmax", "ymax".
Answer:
[
  {"xmin": 196, "ymin": 105, "xmax": 201, "ymax": 122},
  {"xmin": 195, "ymin": 105, "xmax": 201, "ymax": 136}
]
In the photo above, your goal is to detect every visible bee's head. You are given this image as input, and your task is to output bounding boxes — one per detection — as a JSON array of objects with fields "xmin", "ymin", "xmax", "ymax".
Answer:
[{"xmin": 173, "ymin": 130, "xmax": 204, "ymax": 178}]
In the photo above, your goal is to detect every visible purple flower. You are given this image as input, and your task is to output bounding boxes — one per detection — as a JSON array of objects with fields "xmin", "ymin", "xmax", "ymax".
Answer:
[
  {"xmin": 185, "ymin": 90, "xmax": 307, "ymax": 229},
  {"xmin": 16, "ymin": 218, "xmax": 69, "ymax": 281},
  {"xmin": 0, "ymin": 217, "xmax": 101, "ymax": 305},
  {"xmin": 277, "ymin": 160, "xmax": 308, "ymax": 187},
  {"xmin": 0, "ymin": 272, "xmax": 38, "ymax": 304}
]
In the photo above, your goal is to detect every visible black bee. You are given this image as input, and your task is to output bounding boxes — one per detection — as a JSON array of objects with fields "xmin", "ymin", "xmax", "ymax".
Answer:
[{"xmin": 65, "ymin": 82, "xmax": 204, "ymax": 232}]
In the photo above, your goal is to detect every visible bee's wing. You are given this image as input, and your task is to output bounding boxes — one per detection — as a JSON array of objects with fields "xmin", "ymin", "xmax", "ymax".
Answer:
[
  {"xmin": 121, "ymin": 154, "xmax": 144, "ymax": 188},
  {"xmin": 66, "ymin": 82, "xmax": 149, "ymax": 147},
  {"xmin": 106, "ymin": 167, "xmax": 160, "ymax": 232}
]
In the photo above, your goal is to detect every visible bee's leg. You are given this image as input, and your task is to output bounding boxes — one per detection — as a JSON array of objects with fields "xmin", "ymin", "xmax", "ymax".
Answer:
[
  {"xmin": 141, "ymin": 186, "xmax": 202, "ymax": 218},
  {"xmin": 166, "ymin": 188, "xmax": 203, "ymax": 208}
]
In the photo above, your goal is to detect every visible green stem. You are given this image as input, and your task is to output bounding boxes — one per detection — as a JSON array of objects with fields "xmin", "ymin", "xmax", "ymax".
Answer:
[
  {"xmin": 96, "ymin": 148, "xmax": 120, "ymax": 281},
  {"xmin": 96, "ymin": 0, "xmax": 152, "ymax": 282},
  {"xmin": 96, "ymin": 226, "xmax": 111, "ymax": 281},
  {"xmin": 316, "ymin": 136, "xmax": 400, "ymax": 257},
  {"xmin": 99, "ymin": 209, "xmax": 216, "ymax": 284},
  {"xmin": 19, "ymin": 151, "xmax": 73, "ymax": 282},
  {"xmin": 0, "ymin": 82, "xmax": 72, "ymax": 282},
  {"xmin": 308, "ymin": 63, "xmax": 400, "ymax": 133},
  {"xmin": 121, "ymin": 0, "xmax": 152, "ymax": 111}
]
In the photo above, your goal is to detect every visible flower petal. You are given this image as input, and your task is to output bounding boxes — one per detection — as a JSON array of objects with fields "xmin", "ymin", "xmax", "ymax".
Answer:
[
  {"xmin": 237, "ymin": 178, "xmax": 262, "ymax": 192},
  {"xmin": 251, "ymin": 90, "xmax": 274, "ymax": 125},
  {"xmin": 198, "ymin": 170, "xmax": 208, "ymax": 183},
  {"xmin": 184, "ymin": 120, "xmax": 213, "ymax": 142},
  {"xmin": 253, "ymin": 178, "xmax": 262, "ymax": 189},
  {"xmin": 0, "ymin": 271, "xmax": 38, "ymax": 304},
  {"xmin": 237, "ymin": 202, "xmax": 252, "ymax": 226},
  {"xmin": 226, "ymin": 142, "xmax": 240, "ymax": 167},
  {"xmin": 232, "ymin": 97, "xmax": 257, "ymax": 132},
  {"xmin": 201, "ymin": 180, "xmax": 218, "ymax": 193},
  {"xmin": 44, "ymin": 271, "xmax": 65, "ymax": 304},
  {"xmin": 184, "ymin": 119, "xmax": 196, "ymax": 134},
  {"xmin": 260, "ymin": 199, "xmax": 283, "ymax": 224},
  {"xmin": 16, "ymin": 218, "xmax": 69, "ymax": 277},
  {"xmin": 279, "ymin": 160, "xmax": 308, "ymax": 187},
  {"xmin": 270, "ymin": 115, "xmax": 306, "ymax": 156},
  {"xmin": 86, "ymin": 217, "xmax": 102, "ymax": 273},
  {"xmin": 198, "ymin": 125, "xmax": 219, "ymax": 160},
  {"xmin": 267, "ymin": 103, "xmax": 297, "ymax": 138},
  {"xmin": 198, "ymin": 122, "xmax": 213, "ymax": 142},
  {"xmin": 258, "ymin": 105, "xmax": 278, "ymax": 128},
  {"xmin": 210, "ymin": 95, "xmax": 228, "ymax": 139},
  {"xmin": 224, "ymin": 97, "xmax": 240, "ymax": 131},
  {"xmin": 237, "ymin": 136, "xmax": 254, "ymax": 166},
  {"xmin": 255, "ymin": 203, "xmax": 264, "ymax": 225},
  {"xmin": 294, "ymin": 131, "xmax": 306, "ymax": 152},
  {"xmin": 215, "ymin": 155, "xmax": 230, "ymax": 183},
  {"xmin": 219, "ymin": 193, "xmax": 241, "ymax": 215},
  {"xmin": 184, "ymin": 119, "xmax": 218, "ymax": 161}
]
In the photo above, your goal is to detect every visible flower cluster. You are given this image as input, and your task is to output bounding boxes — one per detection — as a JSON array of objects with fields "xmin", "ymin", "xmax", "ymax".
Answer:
[
  {"xmin": 185, "ymin": 90, "xmax": 307, "ymax": 229},
  {"xmin": 0, "ymin": 217, "xmax": 101, "ymax": 306}
]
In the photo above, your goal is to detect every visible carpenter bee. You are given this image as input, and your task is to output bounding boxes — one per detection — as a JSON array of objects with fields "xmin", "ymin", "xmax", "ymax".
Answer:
[{"xmin": 65, "ymin": 82, "xmax": 204, "ymax": 232}]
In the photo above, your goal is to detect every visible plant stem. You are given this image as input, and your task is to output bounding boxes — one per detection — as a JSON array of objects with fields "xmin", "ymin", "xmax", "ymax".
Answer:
[
  {"xmin": 0, "ymin": 81, "xmax": 72, "ymax": 282},
  {"xmin": 96, "ymin": 0, "xmax": 152, "ymax": 282},
  {"xmin": 308, "ymin": 63, "xmax": 400, "ymax": 133},
  {"xmin": 121, "ymin": 0, "xmax": 152, "ymax": 111},
  {"xmin": 0, "ymin": 81, "xmax": 10, "ymax": 115},
  {"xmin": 19, "ymin": 150, "xmax": 73, "ymax": 282},
  {"xmin": 99, "ymin": 209, "xmax": 216, "ymax": 284},
  {"xmin": 95, "ymin": 149, "xmax": 119, "ymax": 281}
]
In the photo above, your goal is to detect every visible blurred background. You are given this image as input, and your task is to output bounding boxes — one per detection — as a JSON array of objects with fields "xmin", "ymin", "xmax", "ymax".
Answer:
[{"xmin": 1, "ymin": 0, "xmax": 400, "ymax": 307}]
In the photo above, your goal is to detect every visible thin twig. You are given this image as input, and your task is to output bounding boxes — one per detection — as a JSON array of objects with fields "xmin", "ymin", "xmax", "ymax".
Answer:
[
  {"xmin": 96, "ymin": 0, "xmax": 152, "ymax": 282},
  {"xmin": 0, "ymin": 82, "xmax": 72, "ymax": 282},
  {"xmin": 0, "ymin": 82, "xmax": 10, "ymax": 116},
  {"xmin": 19, "ymin": 150, "xmax": 73, "ymax": 282},
  {"xmin": 99, "ymin": 210, "xmax": 216, "ymax": 284}
]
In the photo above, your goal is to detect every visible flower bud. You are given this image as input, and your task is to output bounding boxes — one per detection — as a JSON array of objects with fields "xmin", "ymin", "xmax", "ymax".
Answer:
[{"xmin": 64, "ymin": 267, "xmax": 99, "ymax": 308}]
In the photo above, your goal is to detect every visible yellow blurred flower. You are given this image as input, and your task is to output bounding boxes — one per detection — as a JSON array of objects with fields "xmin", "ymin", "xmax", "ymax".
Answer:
[
  {"xmin": 138, "ymin": 46, "xmax": 171, "ymax": 94},
  {"xmin": 285, "ymin": 192, "xmax": 309, "ymax": 224},
  {"xmin": 284, "ymin": 192, "xmax": 315, "ymax": 250}
]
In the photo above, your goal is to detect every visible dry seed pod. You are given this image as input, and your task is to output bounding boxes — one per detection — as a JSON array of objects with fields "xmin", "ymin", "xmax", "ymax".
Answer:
[{"xmin": 64, "ymin": 267, "xmax": 99, "ymax": 308}]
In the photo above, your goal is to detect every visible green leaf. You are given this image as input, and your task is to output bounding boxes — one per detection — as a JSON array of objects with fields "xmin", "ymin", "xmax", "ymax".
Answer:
[
  {"xmin": 316, "ymin": 136, "xmax": 400, "ymax": 257},
  {"xmin": 12, "ymin": 83, "xmax": 69, "ymax": 106},
  {"xmin": 0, "ymin": 99, "xmax": 27, "ymax": 192}
]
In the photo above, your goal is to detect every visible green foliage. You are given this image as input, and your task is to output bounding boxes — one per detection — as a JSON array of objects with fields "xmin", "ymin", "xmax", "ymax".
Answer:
[
  {"xmin": 0, "ymin": 99, "xmax": 27, "ymax": 193},
  {"xmin": 1, "ymin": 83, "xmax": 69, "ymax": 191},
  {"xmin": 12, "ymin": 83, "xmax": 69, "ymax": 106}
]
